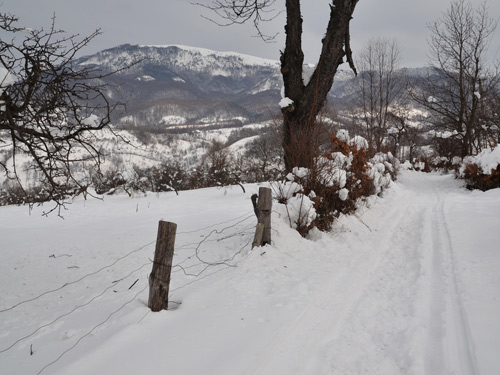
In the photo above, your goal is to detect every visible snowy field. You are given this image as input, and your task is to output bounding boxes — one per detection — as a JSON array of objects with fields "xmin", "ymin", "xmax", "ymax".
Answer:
[{"xmin": 1, "ymin": 170, "xmax": 499, "ymax": 375}]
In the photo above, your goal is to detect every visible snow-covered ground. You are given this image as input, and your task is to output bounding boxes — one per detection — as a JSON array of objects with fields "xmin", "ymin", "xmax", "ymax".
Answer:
[{"xmin": 1, "ymin": 171, "xmax": 499, "ymax": 375}]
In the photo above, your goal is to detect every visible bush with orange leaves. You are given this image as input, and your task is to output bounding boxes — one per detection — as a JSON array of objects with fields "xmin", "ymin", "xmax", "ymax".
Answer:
[
  {"xmin": 458, "ymin": 145, "xmax": 500, "ymax": 191},
  {"xmin": 274, "ymin": 130, "xmax": 395, "ymax": 236},
  {"xmin": 461, "ymin": 163, "xmax": 500, "ymax": 190}
]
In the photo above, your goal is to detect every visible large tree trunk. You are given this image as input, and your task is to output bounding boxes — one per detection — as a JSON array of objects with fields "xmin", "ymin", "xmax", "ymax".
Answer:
[{"xmin": 280, "ymin": 0, "xmax": 358, "ymax": 171}]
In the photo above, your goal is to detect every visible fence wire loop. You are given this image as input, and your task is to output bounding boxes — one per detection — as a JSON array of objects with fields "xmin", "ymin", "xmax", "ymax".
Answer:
[{"xmin": 1, "ymin": 209, "xmax": 260, "ymax": 375}]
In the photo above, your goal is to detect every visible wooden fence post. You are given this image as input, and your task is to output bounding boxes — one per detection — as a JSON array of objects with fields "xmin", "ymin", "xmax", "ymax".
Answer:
[
  {"xmin": 252, "ymin": 187, "xmax": 272, "ymax": 248},
  {"xmin": 148, "ymin": 220, "xmax": 177, "ymax": 312}
]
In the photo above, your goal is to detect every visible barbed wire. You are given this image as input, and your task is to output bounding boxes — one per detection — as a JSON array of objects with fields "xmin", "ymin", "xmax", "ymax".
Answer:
[
  {"xmin": 0, "ymin": 240, "xmax": 156, "ymax": 313},
  {"xmin": 33, "ymin": 219, "xmax": 255, "ymax": 374},
  {"xmin": 170, "ymin": 213, "xmax": 255, "ymax": 279},
  {"xmin": 1, "ymin": 209, "xmax": 260, "ymax": 375},
  {"xmin": 1, "ymin": 211, "xmax": 257, "ymax": 317},
  {"xmin": 172, "ymin": 236, "xmax": 253, "ymax": 279},
  {"xmin": 0, "ymin": 261, "xmax": 151, "ymax": 353},
  {"xmin": 176, "ymin": 212, "xmax": 255, "ymax": 235},
  {"xmin": 35, "ymin": 281, "xmax": 150, "ymax": 375}
]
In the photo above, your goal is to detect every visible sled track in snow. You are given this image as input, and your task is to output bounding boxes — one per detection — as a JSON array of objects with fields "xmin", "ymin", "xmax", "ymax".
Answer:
[
  {"xmin": 430, "ymin": 193, "xmax": 478, "ymax": 375},
  {"xmin": 248, "ymin": 174, "xmax": 479, "ymax": 375},
  {"xmin": 247, "ymin": 187, "xmax": 432, "ymax": 374}
]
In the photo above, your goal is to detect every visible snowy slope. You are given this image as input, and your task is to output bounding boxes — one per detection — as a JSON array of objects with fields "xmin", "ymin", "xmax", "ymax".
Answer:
[{"xmin": 0, "ymin": 171, "xmax": 499, "ymax": 375}]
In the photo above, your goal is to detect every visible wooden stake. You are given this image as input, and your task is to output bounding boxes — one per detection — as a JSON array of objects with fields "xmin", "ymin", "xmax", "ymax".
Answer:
[
  {"xmin": 148, "ymin": 221, "xmax": 177, "ymax": 312},
  {"xmin": 252, "ymin": 187, "xmax": 272, "ymax": 248},
  {"xmin": 252, "ymin": 223, "xmax": 264, "ymax": 248}
]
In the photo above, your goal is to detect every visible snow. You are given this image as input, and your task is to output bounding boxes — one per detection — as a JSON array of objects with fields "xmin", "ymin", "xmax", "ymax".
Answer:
[
  {"xmin": 336, "ymin": 129, "xmax": 350, "ymax": 143},
  {"xmin": 302, "ymin": 64, "xmax": 315, "ymax": 85},
  {"xmin": 249, "ymin": 78, "xmax": 278, "ymax": 94},
  {"xmin": 81, "ymin": 114, "xmax": 99, "ymax": 127},
  {"xmin": 279, "ymin": 97, "xmax": 294, "ymax": 109},
  {"xmin": 349, "ymin": 135, "xmax": 369, "ymax": 151},
  {"xmin": 227, "ymin": 135, "xmax": 260, "ymax": 155},
  {"xmin": 1, "ymin": 171, "xmax": 499, "ymax": 375},
  {"xmin": 461, "ymin": 144, "xmax": 500, "ymax": 175},
  {"xmin": 135, "ymin": 75, "xmax": 155, "ymax": 82},
  {"xmin": 138, "ymin": 44, "xmax": 280, "ymax": 67},
  {"xmin": 291, "ymin": 167, "xmax": 309, "ymax": 179},
  {"xmin": 160, "ymin": 115, "xmax": 186, "ymax": 125},
  {"xmin": 338, "ymin": 187, "xmax": 349, "ymax": 201},
  {"xmin": 277, "ymin": 192, "xmax": 317, "ymax": 229}
]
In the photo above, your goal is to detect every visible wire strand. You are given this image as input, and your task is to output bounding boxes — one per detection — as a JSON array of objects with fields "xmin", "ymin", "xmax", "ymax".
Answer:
[
  {"xmin": 0, "ymin": 261, "xmax": 151, "ymax": 353},
  {"xmin": 0, "ymin": 240, "xmax": 155, "ymax": 313},
  {"xmin": 36, "ymin": 283, "xmax": 149, "ymax": 375}
]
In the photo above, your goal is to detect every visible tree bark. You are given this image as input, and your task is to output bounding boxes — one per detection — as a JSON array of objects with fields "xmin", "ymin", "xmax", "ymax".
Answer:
[
  {"xmin": 281, "ymin": 0, "xmax": 359, "ymax": 170},
  {"xmin": 199, "ymin": 0, "xmax": 360, "ymax": 170}
]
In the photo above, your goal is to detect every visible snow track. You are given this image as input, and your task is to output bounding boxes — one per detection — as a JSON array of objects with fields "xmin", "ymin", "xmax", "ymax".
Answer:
[
  {"xmin": 246, "ymin": 172, "xmax": 480, "ymax": 375},
  {"xmin": 249, "ymin": 189, "xmax": 428, "ymax": 374},
  {"xmin": 432, "ymin": 196, "xmax": 478, "ymax": 375}
]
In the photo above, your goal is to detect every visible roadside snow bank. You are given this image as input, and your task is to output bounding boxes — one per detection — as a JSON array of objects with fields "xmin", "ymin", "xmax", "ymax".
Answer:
[
  {"xmin": 460, "ymin": 144, "xmax": 500, "ymax": 175},
  {"xmin": 459, "ymin": 145, "xmax": 500, "ymax": 190}
]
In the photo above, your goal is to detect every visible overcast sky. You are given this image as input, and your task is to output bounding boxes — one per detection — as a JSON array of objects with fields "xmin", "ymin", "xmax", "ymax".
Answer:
[{"xmin": 2, "ymin": 0, "xmax": 500, "ymax": 68}]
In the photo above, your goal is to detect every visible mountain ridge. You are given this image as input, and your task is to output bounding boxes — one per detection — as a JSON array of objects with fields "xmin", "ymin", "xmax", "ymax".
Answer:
[
  {"xmin": 75, "ymin": 44, "xmax": 431, "ymax": 130},
  {"xmin": 75, "ymin": 44, "xmax": 285, "ymax": 127}
]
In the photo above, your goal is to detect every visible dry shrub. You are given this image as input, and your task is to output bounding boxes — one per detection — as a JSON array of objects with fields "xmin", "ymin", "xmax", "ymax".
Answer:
[
  {"xmin": 0, "ymin": 182, "xmax": 47, "ymax": 206},
  {"xmin": 286, "ymin": 134, "xmax": 377, "ymax": 234},
  {"xmin": 462, "ymin": 163, "xmax": 500, "ymax": 191},
  {"xmin": 312, "ymin": 134, "xmax": 375, "ymax": 231},
  {"xmin": 91, "ymin": 168, "xmax": 127, "ymax": 195}
]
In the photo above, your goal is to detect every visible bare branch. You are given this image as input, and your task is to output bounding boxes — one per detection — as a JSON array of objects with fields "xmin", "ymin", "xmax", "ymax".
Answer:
[
  {"xmin": 193, "ymin": 0, "xmax": 281, "ymax": 41},
  {"xmin": 415, "ymin": 0, "xmax": 500, "ymax": 158},
  {"xmin": 0, "ymin": 12, "xmax": 132, "ymax": 210}
]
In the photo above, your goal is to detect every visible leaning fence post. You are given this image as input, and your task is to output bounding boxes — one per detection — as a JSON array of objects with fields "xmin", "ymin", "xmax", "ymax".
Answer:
[
  {"xmin": 148, "ymin": 220, "xmax": 177, "ymax": 312},
  {"xmin": 252, "ymin": 187, "xmax": 272, "ymax": 248}
]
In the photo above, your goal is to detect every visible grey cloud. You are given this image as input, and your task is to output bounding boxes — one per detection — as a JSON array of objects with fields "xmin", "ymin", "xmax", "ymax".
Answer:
[{"xmin": 2, "ymin": 0, "xmax": 499, "ymax": 67}]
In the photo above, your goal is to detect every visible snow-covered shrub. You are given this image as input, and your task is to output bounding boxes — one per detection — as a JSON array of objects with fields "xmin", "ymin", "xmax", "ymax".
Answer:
[
  {"xmin": 413, "ymin": 153, "xmax": 463, "ymax": 173},
  {"xmin": 0, "ymin": 180, "xmax": 49, "ymax": 206},
  {"xmin": 458, "ymin": 145, "xmax": 500, "ymax": 191},
  {"xmin": 310, "ymin": 132, "xmax": 380, "ymax": 231},
  {"xmin": 148, "ymin": 163, "xmax": 188, "ymax": 193},
  {"xmin": 91, "ymin": 167, "xmax": 128, "ymax": 195},
  {"xmin": 368, "ymin": 152, "xmax": 399, "ymax": 193},
  {"xmin": 271, "ymin": 172, "xmax": 315, "ymax": 236},
  {"xmin": 286, "ymin": 193, "xmax": 317, "ymax": 236},
  {"xmin": 273, "ymin": 130, "xmax": 396, "ymax": 236}
]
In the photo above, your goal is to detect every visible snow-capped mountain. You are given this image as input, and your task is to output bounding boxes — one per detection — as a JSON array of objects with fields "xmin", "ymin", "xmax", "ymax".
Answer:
[
  {"xmin": 75, "ymin": 44, "xmax": 360, "ymax": 129},
  {"xmin": 75, "ymin": 44, "xmax": 284, "ymax": 128}
]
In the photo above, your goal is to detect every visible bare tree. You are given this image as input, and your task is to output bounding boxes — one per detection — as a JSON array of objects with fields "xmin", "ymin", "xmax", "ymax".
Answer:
[
  {"xmin": 205, "ymin": 139, "xmax": 230, "ymax": 173},
  {"xmin": 413, "ymin": 0, "xmax": 500, "ymax": 158},
  {"xmin": 245, "ymin": 121, "xmax": 283, "ymax": 180},
  {"xmin": 385, "ymin": 110, "xmax": 423, "ymax": 162},
  {"xmin": 0, "ymin": 12, "xmax": 126, "ymax": 211},
  {"xmin": 199, "ymin": 0, "xmax": 359, "ymax": 171},
  {"xmin": 352, "ymin": 38, "xmax": 407, "ymax": 154}
]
